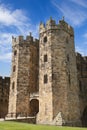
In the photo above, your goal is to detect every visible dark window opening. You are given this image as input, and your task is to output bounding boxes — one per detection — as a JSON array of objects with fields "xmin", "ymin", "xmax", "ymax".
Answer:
[
  {"xmin": 68, "ymin": 73, "xmax": 71, "ymax": 84},
  {"xmin": 14, "ymin": 50, "xmax": 17, "ymax": 56},
  {"xmin": 13, "ymin": 66, "xmax": 16, "ymax": 72},
  {"xmin": 44, "ymin": 36, "xmax": 47, "ymax": 43},
  {"xmin": 67, "ymin": 54, "xmax": 69, "ymax": 61},
  {"xmin": 44, "ymin": 54, "xmax": 47, "ymax": 62},
  {"xmin": 77, "ymin": 65, "xmax": 80, "ymax": 70},
  {"xmin": 12, "ymin": 82, "xmax": 15, "ymax": 91},
  {"xmin": 79, "ymin": 81, "xmax": 82, "ymax": 92},
  {"xmin": 0, "ymin": 99, "xmax": 3, "ymax": 102},
  {"xmin": 44, "ymin": 74, "xmax": 48, "ymax": 84},
  {"xmin": 52, "ymin": 74, "xmax": 54, "ymax": 80},
  {"xmin": 5, "ymin": 99, "xmax": 7, "ymax": 102},
  {"xmin": 66, "ymin": 37, "xmax": 69, "ymax": 43}
]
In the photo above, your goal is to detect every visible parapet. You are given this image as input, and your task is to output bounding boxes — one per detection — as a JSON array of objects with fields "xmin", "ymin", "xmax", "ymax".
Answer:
[
  {"xmin": 46, "ymin": 17, "xmax": 56, "ymax": 27},
  {"xmin": 0, "ymin": 76, "xmax": 3, "ymax": 80},
  {"xmin": 76, "ymin": 52, "xmax": 87, "ymax": 62},
  {"xmin": 83, "ymin": 56, "xmax": 87, "ymax": 61},
  {"xmin": 4, "ymin": 77, "xmax": 10, "ymax": 81},
  {"xmin": 12, "ymin": 33, "xmax": 39, "ymax": 46},
  {"xmin": 12, "ymin": 35, "xmax": 24, "ymax": 46},
  {"xmin": 39, "ymin": 17, "xmax": 74, "ymax": 36},
  {"xmin": 0, "ymin": 76, "xmax": 10, "ymax": 89},
  {"xmin": 0, "ymin": 76, "xmax": 10, "ymax": 81},
  {"xmin": 58, "ymin": 19, "xmax": 74, "ymax": 36},
  {"xmin": 76, "ymin": 52, "xmax": 82, "ymax": 57}
]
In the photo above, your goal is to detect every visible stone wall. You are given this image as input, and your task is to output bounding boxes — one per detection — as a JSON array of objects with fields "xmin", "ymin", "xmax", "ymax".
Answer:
[
  {"xmin": 5, "ymin": 117, "xmax": 36, "ymax": 124},
  {"xmin": 76, "ymin": 53, "xmax": 87, "ymax": 126},
  {"xmin": 0, "ymin": 76, "xmax": 10, "ymax": 118}
]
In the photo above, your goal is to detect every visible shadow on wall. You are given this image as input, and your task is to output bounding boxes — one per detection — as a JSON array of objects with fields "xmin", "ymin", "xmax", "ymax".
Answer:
[{"xmin": 81, "ymin": 106, "xmax": 87, "ymax": 127}]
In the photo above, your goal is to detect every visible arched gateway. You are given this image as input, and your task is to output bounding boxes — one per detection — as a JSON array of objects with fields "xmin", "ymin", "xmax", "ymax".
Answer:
[{"xmin": 30, "ymin": 99, "xmax": 39, "ymax": 116}]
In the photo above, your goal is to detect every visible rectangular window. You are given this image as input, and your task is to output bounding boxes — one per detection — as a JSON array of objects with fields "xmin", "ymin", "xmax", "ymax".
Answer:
[
  {"xmin": 68, "ymin": 73, "xmax": 71, "ymax": 84},
  {"xmin": 12, "ymin": 82, "xmax": 15, "ymax": 91},
  {"xmin": 13, "ymin": 65, "xmax": 16, "ymax": 72},
  {"xmin": 14, "ymin": 50, "xmax": 17, "ymax": 56},
  {"xmin": 44, "ymin": 74, "xmax": 48, "ymax": 84},
  {"xmin": 44, "ymin": 36, "xmax": 47, "ymax": 43},
  {"xmin": 79, "ymin": 81, "xmax": 82, "ymax": 92},
  {"xmin": 67, "ymin": 54, "xmax": 69, "ymax": 61},
  {"xmin": 44, "ymin": 54, "xmax": 47, "ymax": 62}
]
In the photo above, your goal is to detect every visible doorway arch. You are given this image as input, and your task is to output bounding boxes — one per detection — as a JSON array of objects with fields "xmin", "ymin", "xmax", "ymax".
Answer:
[
  {"xmin": 30, "ymin": 99, "xmax": 39, "ymax": 116},
  {"xmin": 81, "ymin": 106, "xmax": 87, "ymax": 127}
]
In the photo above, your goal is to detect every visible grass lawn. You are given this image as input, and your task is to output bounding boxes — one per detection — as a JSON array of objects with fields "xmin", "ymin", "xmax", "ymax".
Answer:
[{"xmin": 0, "ymin": 121, "xmax": 87, "ymax": 130}]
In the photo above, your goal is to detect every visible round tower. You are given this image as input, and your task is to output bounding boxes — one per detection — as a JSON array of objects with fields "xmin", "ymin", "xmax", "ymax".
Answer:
[{"xmin": 37, "ymin": 18, "xmax": 81, "ymax": 126}]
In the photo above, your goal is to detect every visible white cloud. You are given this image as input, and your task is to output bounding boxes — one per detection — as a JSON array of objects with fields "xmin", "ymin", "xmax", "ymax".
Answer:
[
  {"xmin": 0, "ymin": 3, "xmax": 39, "ymax": 35},
  {"xmin": 0, "ymin": 52, "xmax": 12, "ymax": 61},
  {"xmin": 0, "ymin": 4, "xmax": 29, "ymax": 30},
  {"xmin": 0, "ymin": 32, "xmax": 16, "ymax": 62},
  {"xmin": 52, "ymin": 0, "xmax": 87, "ymax": 26},
  {"xmin": 70, "ymin": 0, "xmax": 87, "ymax": 8},
  {"xmin": 0, "ymin": 33, "xmax": 15, "ymax": 44},
  {"xmin": 0, "ymin": 3, "xmax": 39, "ymax": 63},
  {"xmin": 75, "ymin": 46, "xmax": 87, "ymax": 56}
]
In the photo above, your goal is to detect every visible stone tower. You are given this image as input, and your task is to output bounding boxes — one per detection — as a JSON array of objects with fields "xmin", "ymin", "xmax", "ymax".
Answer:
[
  {"xmin": 8, "ymin": 34, "xmax": 39, "ymax": 117},
  {"xmin": 37, "ymin": 18, "xmax": 81, "ymax": 126}
]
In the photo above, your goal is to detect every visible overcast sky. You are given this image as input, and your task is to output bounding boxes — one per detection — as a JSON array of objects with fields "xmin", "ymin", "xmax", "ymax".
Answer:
[{"xmin": 0, "ymin": 0, "xmax": 87, "ymax": 76}]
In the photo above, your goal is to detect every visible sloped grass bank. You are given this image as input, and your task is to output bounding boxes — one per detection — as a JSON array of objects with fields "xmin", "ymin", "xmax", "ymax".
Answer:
[{"xmin": 0, "ymin": 121, "xmax": 87, "ymax": 130}]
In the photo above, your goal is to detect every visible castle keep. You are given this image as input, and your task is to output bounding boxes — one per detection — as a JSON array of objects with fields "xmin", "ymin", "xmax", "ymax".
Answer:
[
  {"xmin": 37, "ymin": 18, "xmax": 81, "ymax": 125},
  {"xmin": 0, "ymin": 18, "xmax": 87, "ymax": 126}
]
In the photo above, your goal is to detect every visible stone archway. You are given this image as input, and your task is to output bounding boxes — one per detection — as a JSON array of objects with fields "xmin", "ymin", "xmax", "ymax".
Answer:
[
  {"xmin": 30, "ymin": 99, "xmax": 39, "ymax": 116},
  {"xmin": 82, "ymin": 106, "xmax": 87, "ymax": 127}
]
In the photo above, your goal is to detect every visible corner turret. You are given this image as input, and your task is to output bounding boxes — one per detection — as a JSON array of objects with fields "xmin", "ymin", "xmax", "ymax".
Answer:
[
  {"xmin": 46, "ymin": 17, "xmax": 56, "ymax": 27},
  {"xmin": 39, "ymin": 17, "xmax": 74, "ymax": 36},
  {"xmin": 12, "ymin": 33, "xmax": 39, "ymax": 46}
]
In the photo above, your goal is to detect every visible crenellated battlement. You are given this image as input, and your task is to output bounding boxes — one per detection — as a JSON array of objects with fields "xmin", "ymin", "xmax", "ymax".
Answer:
[
  {"xmin": 0, "ymin": 76, "xmax": 10, "ymax": 118},
  {"xmin": 76, "ymin": 52, "xmax": 87, "ymax": 62},
  {"xmin": 83, "ymin": 56, "xmax": 87, "ymax": 61},
  {"xmin": 12, "ymin": 33, "xmax": 39, "ymax": 46},
  {"xmin": 0, "ymin": 76, "xmax": 10, "ymax": 81},
  {"xmin": 39, "ymin": 17, "xmax": 74, "ymax": 36},
  {"xmin": 76, "ymin": 52, "xmax": 82, "ymax": 59},
  {"xmin": 0, "ymin": 76, "xmax": 10, "ymax": 90}
]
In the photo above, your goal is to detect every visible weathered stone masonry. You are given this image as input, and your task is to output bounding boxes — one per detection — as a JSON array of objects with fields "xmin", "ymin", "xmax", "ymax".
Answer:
[
  {"xmin": 37, "ymin": 18, "xmax": 81, "ymax": 126},
  {"xmin": 8, "ymin": 34, "xmax": 39, "ymax": 117},
  {"xmin": 4, "ymin": 18, "xmax": 87, "ymax": 127}
]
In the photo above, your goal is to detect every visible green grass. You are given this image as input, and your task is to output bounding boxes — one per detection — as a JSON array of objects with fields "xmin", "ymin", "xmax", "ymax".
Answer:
[{"xmin": 0, "ymin": 121, "xmax": 87, "ymax": 130}]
